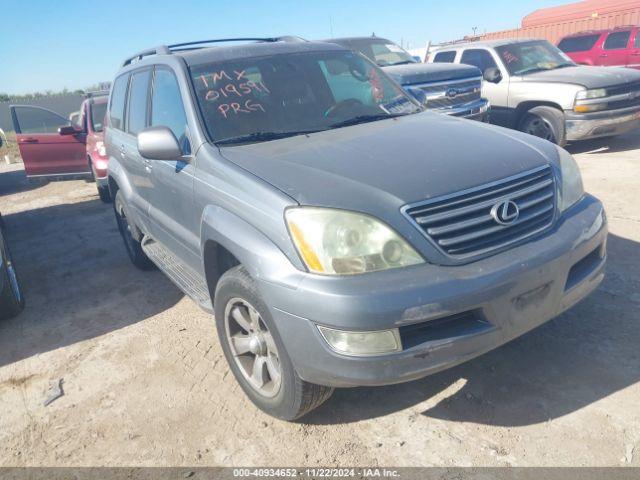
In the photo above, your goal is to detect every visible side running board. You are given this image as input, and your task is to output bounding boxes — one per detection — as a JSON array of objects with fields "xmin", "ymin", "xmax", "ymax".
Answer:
[{"xmin": 141, "ymin": 237, "xmax": 212, "ymax": 312}]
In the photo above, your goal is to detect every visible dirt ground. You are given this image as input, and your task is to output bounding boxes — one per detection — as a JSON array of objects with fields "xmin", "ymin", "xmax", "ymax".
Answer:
[{"xmin": 0, "ymin": 130, "xmax": 639, "ymax": 467}]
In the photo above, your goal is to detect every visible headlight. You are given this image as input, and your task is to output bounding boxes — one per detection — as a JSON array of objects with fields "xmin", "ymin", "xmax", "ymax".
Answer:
[
  {"xmin": 285, "ymin": 207, "xmax": 424, "ymax": 275},
  {"xmin": 317, "ymin": 325, "xmax": 402, "ymax": 355},
  {"xmin": 556, "ymin": 146, "xmax": 584, "ymax": 212},
  {"xmin": 96, "ymin": 141, "xmax": 107, "ymax": 157},
  {"xmin": 575, "ymin": 88, "xmax": 606, "ymax": 100}
]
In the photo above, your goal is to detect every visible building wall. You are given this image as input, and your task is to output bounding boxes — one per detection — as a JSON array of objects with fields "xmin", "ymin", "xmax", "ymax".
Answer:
[{"xmin": 480, "ymin": 0, "xmax": 640, "ymax": 44}]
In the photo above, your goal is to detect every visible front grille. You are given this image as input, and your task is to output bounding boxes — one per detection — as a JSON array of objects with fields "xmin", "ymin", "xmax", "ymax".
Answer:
[
  {"xmin": 606, "ymin": 80, "xmax": 640, "ymax": 97},
  {"xmin": 402, "ymin": 165, "xmax": 556, "ymax": 260},
  {"xmin": 414, "ymin": 78, "xmax": 482, "ymax": 110}
]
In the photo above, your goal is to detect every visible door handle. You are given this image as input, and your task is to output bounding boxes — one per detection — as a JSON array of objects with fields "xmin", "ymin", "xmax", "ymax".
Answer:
[
  {"xmin": 631, "ymin": 52, "xmax": 640, "ymax": 56},
  {"xmin": 119, "ymin": 145, "xmax": 126, "ymax": 158},
  {"xmin": 599, "ymin": 53, "xmax": 608, "ymax": 57},
  {"xmin": 20, "ymin": 137, "xmax": 38, "ymax": 143}
]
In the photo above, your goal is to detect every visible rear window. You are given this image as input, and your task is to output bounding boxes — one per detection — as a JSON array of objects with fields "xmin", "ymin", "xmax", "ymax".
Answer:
[
  {"xmin": 433, "ymin": 51, "xmax": 456, "ymax": 63},
  {"xmin": 91, "ymin": 102, "xmax": 107, "ymax": 132},
  {"xmin": 603, "ymin": 31, "xmax": 631, "ymax": 50},
  {"xmin": 109, "ymin": 74, "xmax": 129, "ymax": 130},
  {"xmin": 558, "ymin": 34, "xmax": 600, "ymax": 53}
]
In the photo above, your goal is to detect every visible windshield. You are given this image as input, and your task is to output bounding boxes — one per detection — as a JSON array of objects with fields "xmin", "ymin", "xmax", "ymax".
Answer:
[
  {"xmin": 191, "ymin": 50, "xmax": 421, "ymax": 145},
  {"xmin": 348, "ymin": 39, "xmax": 417, "ymax": 66},
  {"xmin": 91, "ymin": 101, "xmax": 107, "ymax": 132},
  {"xmin": 495, "ymin": 40, "xmax": 575, "ymax": 76}
]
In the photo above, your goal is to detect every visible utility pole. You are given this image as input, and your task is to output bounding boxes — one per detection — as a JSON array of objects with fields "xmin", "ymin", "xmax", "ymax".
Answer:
[{"xmin": 329, "ymin": 16, "xmax": 334, "ymax": 37}]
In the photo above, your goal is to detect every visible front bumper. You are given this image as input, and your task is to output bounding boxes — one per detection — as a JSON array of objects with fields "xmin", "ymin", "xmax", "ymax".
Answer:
[
  {"xmin": 431, "ymin": 97, "xmax": 490, "ymax": 121},
  {"xmin": 261, "ymin": 195, "xmax": 607, "ymax": 387},
  {"xmin": 565, "ymin": 105, "xmax": 640, "ymax": 141}
]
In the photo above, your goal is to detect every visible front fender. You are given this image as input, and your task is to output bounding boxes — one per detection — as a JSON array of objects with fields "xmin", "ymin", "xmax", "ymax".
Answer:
[{"xmin": 200, "ymin": 205, "xmax": 305, "ymax": 290}]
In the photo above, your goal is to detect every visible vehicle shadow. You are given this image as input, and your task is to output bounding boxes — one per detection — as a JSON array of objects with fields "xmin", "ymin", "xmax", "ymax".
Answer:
[
  {"xmin": 0, "ymin": 167, "xmax": 40, "ymax": 196},
  {"xmin": 305, "ymin": 233, "xmax": 640, "ymax": 427},
  {"xmin": 566, "ymin": 128, "xmax": 640, "ymax": 155},
  {"xmin": 0, "ymin": 198, "xmax": 183, "ymax": 368}
]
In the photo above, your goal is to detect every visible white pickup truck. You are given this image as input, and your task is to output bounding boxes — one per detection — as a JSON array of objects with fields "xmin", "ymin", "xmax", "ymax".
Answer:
[{"xmin": 430, "ymin": 38, "xmax": 640, "ymax": 145}]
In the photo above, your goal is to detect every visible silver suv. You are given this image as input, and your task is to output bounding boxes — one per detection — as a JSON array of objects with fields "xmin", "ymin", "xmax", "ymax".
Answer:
[
  {"xmin": 106, "ymin": 37, "xmax": 607, "ymax": 420},
  {"xmin": 430, "ymin": 39, "xmax": 640, "ymax": 145}
]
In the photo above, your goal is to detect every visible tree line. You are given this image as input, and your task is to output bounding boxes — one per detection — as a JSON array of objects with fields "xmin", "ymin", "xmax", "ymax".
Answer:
[{"xmin": 0, "ymin": 84, "xmax": 108, "ymax": 102}]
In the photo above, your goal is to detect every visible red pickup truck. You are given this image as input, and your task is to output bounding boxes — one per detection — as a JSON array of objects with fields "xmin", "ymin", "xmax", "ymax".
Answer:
[
  {"xmin": 10, "ymin": 94, "xmax": 111, "ymax": 202},
  {"xmin": 558, "ymin": 26, "xmax": 640, "ymax": 69}
]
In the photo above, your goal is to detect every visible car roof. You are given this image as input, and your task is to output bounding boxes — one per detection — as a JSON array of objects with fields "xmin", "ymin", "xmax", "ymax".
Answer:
[
  {"xmin": 435, "ymin": 38, "xmax": 543, "ymax": 50},
  {"xmin": 120, "ymin": 39, "xmax": 349, "ymax": 70},
  {"xmin": 324, "ymin": 36, "xmax": 394, "ymax": 44}
]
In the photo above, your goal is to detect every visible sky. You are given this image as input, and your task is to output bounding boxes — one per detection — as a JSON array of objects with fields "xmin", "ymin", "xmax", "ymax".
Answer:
[{"xmin": 0, "ymin": 0, "xmax": 564, "ymax": 95}]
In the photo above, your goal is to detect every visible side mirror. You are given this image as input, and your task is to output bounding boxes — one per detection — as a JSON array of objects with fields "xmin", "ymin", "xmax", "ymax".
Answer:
[
  {"xmin": 483, "ymin": 67, "xmax": 502, "ymax": 84},
  {"xmin": 58, "ymin": 125, "xmax": 83, "ymax": 136},
  {"xmin": 137, "ymin": 126, "xmax": 182, "ymax": 160}
]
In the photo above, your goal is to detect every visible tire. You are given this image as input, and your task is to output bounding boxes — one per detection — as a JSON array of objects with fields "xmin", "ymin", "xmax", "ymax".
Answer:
[
  {"xmin": 0, "ymin": 229, "xmax": 25, "ymax": 320},
  {"xmin": 113, "ymin": 191, "xmax": 155, "ymax": 270},
  {"xmin": 214, "ymin": 265, "xmax": 334, "ymax": 420},
  {"xmin": 519, "ymin": 106, "xmax": 566, "ymax": 146},
  {"xmin": 97, "ymin": 185, "xmax": 111, "ymax": 203}
]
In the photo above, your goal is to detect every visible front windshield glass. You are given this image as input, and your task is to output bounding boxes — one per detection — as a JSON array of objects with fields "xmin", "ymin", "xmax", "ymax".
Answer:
[
  {"xmin": 350, "ymin": 39, "xmax": 417, "ymax": 66},
  {"xmin": 91, "ymin": 101, "xmax": 107, "ymax": 132},
  {"xmin": 495, "ymin": 40, "xmax": 575, "ymax": 76},
  {"xmin": 191, "ymin": 50, "xmax": 421, "ymax": 145}
]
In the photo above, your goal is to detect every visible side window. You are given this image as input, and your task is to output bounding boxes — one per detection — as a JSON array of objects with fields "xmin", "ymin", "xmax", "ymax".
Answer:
[
  {"xmin": 126, "ymin": 70, "xmax": 151, "ymax": 135},
  {"xmin": 635, "ymin": 32, "xmax": 640, "ymax": 48},
  {"xmin": 558, "ymin": 34, "xmax": 600, "ymax": 53},
  {"xmin": 460, "ymin": 49, "xmax": 497, "ymax": 72},
  {"xmin": 109, "ymin": 73, "xmax": 129, "ymax": 130},
  {"xmin": 151, "ymin": 68, "xmax": 188, "ymax": 147},
  {"xmin": 433, "ymin": 51, "xmax": 456, "ymax": 63},
  {"xmin": 603, "ymin": 31, "xmax": 631, "ymax": 50},
  {"xmin": 12, "ymin": 106, "xmax": 70, "ymax": 134}
]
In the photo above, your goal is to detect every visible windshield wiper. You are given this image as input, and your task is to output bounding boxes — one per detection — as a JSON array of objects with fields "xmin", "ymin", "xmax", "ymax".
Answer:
[
  {"xmin": 389, "ymin": 60, "xmax": 416, "ymax": 66},
  {"xmin": 328, "ymin": 113, "xmax": 406, "ymax": 129},
  {"xmin": 215, "ymin": 129, "xmax": 324, "ymax": 145}
]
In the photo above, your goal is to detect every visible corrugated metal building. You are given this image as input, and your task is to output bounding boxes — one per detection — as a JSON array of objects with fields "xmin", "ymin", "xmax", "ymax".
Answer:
[{"xmin": 479, "ymin": 0, "xmax": 640, "ymax": 44}]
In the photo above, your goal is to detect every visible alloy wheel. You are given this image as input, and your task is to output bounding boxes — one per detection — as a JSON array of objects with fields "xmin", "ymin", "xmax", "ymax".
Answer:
[{"xmin": 224, "ymin": 298, "xmax": 282, "ymax": 398}]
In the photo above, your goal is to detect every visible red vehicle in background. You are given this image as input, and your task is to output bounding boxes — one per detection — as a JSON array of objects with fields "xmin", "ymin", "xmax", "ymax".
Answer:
[
  {"xmin": 558, "ymin": 26, "xmax": 640, "ymax": 69},
  {"xmin": 9, "ymin": 92, "xmax": 111, "ymax": 202}
]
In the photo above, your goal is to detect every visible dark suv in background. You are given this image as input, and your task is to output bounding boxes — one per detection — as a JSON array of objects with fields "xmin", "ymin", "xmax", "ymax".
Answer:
[{"xmin": 327, "ymin": 36, "xmax": 490, "ymax": 121}]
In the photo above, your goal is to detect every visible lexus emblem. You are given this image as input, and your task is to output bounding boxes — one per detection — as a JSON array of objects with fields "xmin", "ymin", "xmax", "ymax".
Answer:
[
  {"xmin": 491, "ymin": 200, "xmax": 520, "ymax": 226},
  {"xmin": 446, "ymin": 88, "xmax": 459, "ymax": 99}
]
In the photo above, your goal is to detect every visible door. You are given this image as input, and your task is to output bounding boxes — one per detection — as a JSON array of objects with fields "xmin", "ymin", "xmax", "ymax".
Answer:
[
  {"xmin": 459, "ymin": 48, "xmax": 509, "ymax": 124},
  {"xmin": 629, "ymin": 29, "xmax": 640, "ymax": 70},
  {"xmin": 599, "ymin": 30, "xmax": 631, "ymax": 67},
  {"xmin": 120, "ymin": 68, "xmax": 154, "ymax": 234},
  {"xmin": 147, "ymin": 67, "xmax": 200, "ymax": 272},
  {"xmin": 10, "ymin": 106, "xmax": 87, "ymax": 177}
]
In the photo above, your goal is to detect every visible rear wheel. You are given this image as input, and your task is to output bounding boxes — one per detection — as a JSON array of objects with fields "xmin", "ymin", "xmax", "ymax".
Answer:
[
  {"xmin": 519, "ymin": 106, "xmax": 566, "ymax": 146},
  {"xmin": 113, "ymin": 191, "xmax": 154, "ymax": 270},
  {"xmin": 0, "ymin": 229, "xmax": 25, "ymax": 320},
  {"xmin": 214, "ymin": 266, "xmax": 334, "ymax": 420}
]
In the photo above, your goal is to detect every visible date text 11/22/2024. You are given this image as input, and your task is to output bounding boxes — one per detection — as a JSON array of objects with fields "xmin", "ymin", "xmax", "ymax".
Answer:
[{"xmin": 199, "ymin": 69, "xmax": 269, "ymax": 119}]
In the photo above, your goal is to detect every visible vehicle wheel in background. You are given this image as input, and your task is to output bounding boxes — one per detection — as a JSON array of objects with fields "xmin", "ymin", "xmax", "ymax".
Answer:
[
  {"xmin": 519, "ymin": 106, "xmax": 566, "ymax": 146},
  {"xmin": 97, "ymin": 185, "xmax": 111, "ymax": 203},
  {"xmin": 113, "ymin": 191, "xmax": 154, "ymax": 270},
  {"xmin": 214, "ymin": 265, "xmax": 334, "ymax": 420},
  {"xmin": 0, "ymin": 230, "xmax": 25, "ymax": 320}
]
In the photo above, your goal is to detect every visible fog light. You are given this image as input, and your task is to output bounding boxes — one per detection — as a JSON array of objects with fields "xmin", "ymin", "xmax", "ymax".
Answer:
[{"xmin": 317, "ymin": 325, "xmax": 402, "ymax": 356}]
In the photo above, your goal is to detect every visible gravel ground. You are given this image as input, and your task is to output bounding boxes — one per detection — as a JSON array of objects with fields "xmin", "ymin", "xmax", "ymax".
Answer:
[{"xmin": 0, "ymin": 130, "xmax": 638, "ymax": 467}]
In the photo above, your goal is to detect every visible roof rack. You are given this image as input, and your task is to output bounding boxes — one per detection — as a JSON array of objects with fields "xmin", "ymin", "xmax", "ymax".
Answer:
[{"xmin": 121, "ymin": 37, "xmax": 307, "ymax": 67}]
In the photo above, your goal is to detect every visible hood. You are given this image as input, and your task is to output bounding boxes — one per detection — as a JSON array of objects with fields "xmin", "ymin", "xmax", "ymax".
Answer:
[
  {"xmin": 382, "ymin": 62, "xmax": 481, "ymax": 86},
  {"xmin": 218, "ymin": 112, "xmax": 557, "ymax": 220},
  {"xmin": 522, "ymin": 65, "xmax": 640, "ymax": 89}
]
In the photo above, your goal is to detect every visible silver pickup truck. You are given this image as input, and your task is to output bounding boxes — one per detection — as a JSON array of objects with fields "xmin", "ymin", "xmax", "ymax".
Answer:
[
  {"xmin": 430, "ymin": 38, "xmax": 640, "ymax": 144},
  {"xmin": 328, "ymin": 36, "xmax": 490, "ymax": 121}
]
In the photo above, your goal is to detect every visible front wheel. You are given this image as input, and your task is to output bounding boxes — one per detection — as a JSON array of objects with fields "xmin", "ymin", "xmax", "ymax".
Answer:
[
  {"xmin": 214, "ymin": 266, "xmax": 334, "ymax": 420},
  {"xmin": 519, "ymin": 106, "xmax": 566, "ymax": 146},
  {"xmin": 0, "ymin": 231, "xmax": 25, "ymax": 320}
]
